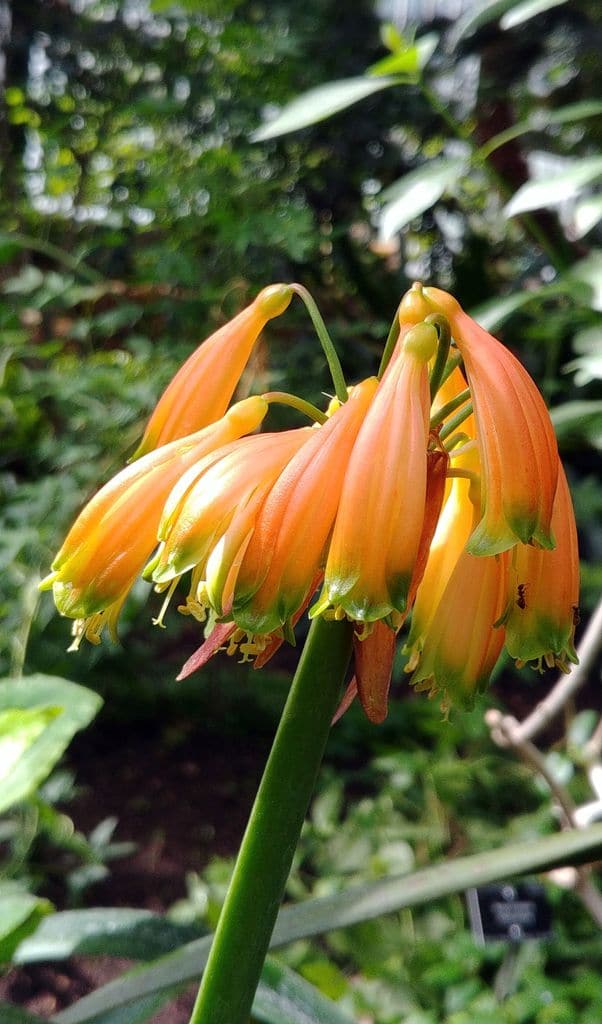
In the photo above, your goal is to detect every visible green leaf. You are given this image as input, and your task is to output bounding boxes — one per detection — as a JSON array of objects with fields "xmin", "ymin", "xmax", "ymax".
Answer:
[
  {"xmin": 0, "ymin": 886, "xmax": 52, "ymax": 963},
  {"xmin": 551, "ymin": 401, "xmax": 602, "ymax": 451},
  {"xmin": 67, "ymin": 994, "xmax": 177, "ymax": 1024},
  {"xmin": 51, "ymin": 825, "xmax": 602, "ymax": 1023},
  {"xmin": 13, "ymin": 908, "xmax": 203, "ymax": 964},
  {"xmin": 546, "ymin": 99, "xmax": 602, "ymax": 125},
  {"xmin": 571, "ymin": 195, "xmax": 602, "ymax": 239},
  {"xmin": 377, "ymin": 158, "xmax": 466, "ymax": 240},
  {"xmin": 449, "ymin": 1, "xmax": 520, "ymax": 47},
  {"xmin": 368, "ymin": 33, "xmax": 438, "ymax": 77},
  {"xmin": 500, "ymin": 0, "xmax": 569, "ymax": 30},
  {"xmin": 253, "ymin": 957, "xmax": 354, "ymax": 1024},
  {"xmin": 503, "ymin": 157, "xmax": 602, "ymax": 217},
  {"xmin": 0, "ymin": 1007, "xmax": 46, "ymax": 1023},
  {"xmin": 563, "ymin": 327, "xmax": 602, "ymax": 386},
  {"xmin": 478, "ymin": 100, "xmax": 602, "ymax": 160},
  {"xmin": 569, "ymin": 251, "xmax": 602, "ymax": 312},
  {"xmin": 0, "ymin": 675, "xmax": 102, "ymax": 813},
  {"xmin": 468, "ymin": 280, "xmax": 578, "ymax": 331},
  {"xmin": 250, "ymin": 76, "xmax": 399, "ymax": 142}
]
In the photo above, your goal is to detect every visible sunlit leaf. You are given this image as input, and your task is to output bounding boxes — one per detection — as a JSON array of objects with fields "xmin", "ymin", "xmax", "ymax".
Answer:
[
  {"xmin": 51, "ymin": 825, "xmax": 602, "ymax": 1023},
  {"xmin": 377, "ymin": 158, "xmax": 466, "ymax": 240},
  {"xmin": 569, "ymin": 250, "xmax": 602, "ymax": 311},
  {"xmin": 250, "ymin": 77, "xmax": 398, "ymax": 142},
  {"xmin": 501, "ymin": 0, "xmax": 569, "ymax": 30},
  {"xmin": 563, "ymin": 327, "xmax": 602, "ymax": 385},
  {"xmin": 0, "ymin": 676, "xmax": 102, "ymax": 814},
  {"xmin": 13, "ymin": 908, "xmax": 202, "ymax": 964},
  {"xmin": 571, "ymin": 195, "xmax": 602, "ymax": 239},
  {"xmin": 368, "ymin": 33, "xmax": 438, "ymax": 77},
  {"xmin": 503, "ymin": 157, "xmax": 602, "ymax": 217},
  {"xmin": 449, "ymin": 1, "xmax": 519, "ymax": 47},
  {"xmin": 0, "ymin": 886, "xmax": 52, "ymax": 963}
]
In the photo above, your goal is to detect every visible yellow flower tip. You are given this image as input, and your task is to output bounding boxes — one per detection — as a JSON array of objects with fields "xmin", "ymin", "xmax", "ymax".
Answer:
[
  {"xmin": 402, "ymin": 322, "xmax": 438, "ymax": 363},
  {"xmin": 255, "ymin": 283, "xmax": 293, "ymax": 319},
  {"xmin": 422, "ymin": 285, "xmax": 462, "ymax": 319},
  {"xmin": 224, "ymin": 394, "xmax": 270, "ymax": 432},
  {"xmin": 398, "ymin": 282, "xmax": 433, "ymax": 324}
]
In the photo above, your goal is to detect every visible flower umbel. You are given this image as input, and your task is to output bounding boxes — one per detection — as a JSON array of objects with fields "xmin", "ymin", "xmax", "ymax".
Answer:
[
  {"xmin": 44, "ymin": 280, "xmax": 579, "ymax": 719},
  {"xmin": 40, "ymin": 397, "xmax": 268, "ymax": 648}
]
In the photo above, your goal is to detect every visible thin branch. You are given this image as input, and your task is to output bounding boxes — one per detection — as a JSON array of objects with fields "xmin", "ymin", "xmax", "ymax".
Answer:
[
  {"xmin": 512, "ymin": 598, "xmax": 602, "ymax": 743},
  {"xmin": 486, "ymin": 709, "xmax": 602, "ymax": 927}
]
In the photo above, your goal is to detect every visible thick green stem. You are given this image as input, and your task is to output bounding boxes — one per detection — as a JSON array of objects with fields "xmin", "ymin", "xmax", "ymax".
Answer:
[
  {"xmin": 291, "ymin": 284, "xmax": 348, "ymax": 404},
  {"xmin": 188, "ymin": 616, "xmax": 354, "ymax": 1024}
]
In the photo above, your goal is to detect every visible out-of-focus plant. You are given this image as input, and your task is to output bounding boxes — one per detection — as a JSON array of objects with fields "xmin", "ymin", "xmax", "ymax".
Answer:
[{"xmin": 1, "ymin": 1, "xmax": 601, "ymax": 1022}]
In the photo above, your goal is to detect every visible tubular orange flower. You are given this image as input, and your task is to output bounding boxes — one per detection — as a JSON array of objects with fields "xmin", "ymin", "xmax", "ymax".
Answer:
[
  {"xmin": 132, "ymin": 284, "xmax": 293, "ymax": 459},
  {"xmin": 231, "ymin": 377, "xmax": 379, "ymax": 636},
  {"xmin": 318, "ymin": 322, "xmax": 438, "ymax": 623},
  {"xmin": 409, "ymin": 546, "xmax": 509, "ymax": 710},
  {"xmin": 40, "ymin": 397, "xmax": 268, "ymax": 647},
  {"xmin": 148, "ymin": 426, "xmax": 313, "ymax": 618},
  {"xmin": 399, "ymin": 284, "xmax": 559, "ymax": 556},
  {"xmin": 505, "ymin": 464, "xmax": 579, "ymax": 672},
  {"xmin": 405, "ymin": 367, "xmax": 478, "ymax": 662}
]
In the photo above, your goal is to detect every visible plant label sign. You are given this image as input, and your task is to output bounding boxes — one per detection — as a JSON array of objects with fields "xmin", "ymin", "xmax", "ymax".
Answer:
[{"xmin": 466, "ymin": 881, "xmax": 552, "ymax": 944}]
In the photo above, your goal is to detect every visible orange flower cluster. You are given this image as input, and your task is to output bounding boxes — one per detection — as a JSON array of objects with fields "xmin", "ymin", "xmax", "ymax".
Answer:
[{"xmin": 42, "ymin": 282, "xmax": 579, "ymax": 720}]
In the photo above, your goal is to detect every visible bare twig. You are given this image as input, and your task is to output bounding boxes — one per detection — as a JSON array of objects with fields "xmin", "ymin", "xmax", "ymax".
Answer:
[
  {"xmin": 486, "ymin": 709, "xmax": 602, "ymax": 926},
  {"xmin": 512, "ymin": 598, "xmax": 602, "ymax": 744}
]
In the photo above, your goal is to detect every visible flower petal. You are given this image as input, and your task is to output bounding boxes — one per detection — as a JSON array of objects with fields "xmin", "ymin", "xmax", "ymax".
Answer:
[
  {"xmin": 505, "ymin": 464, "xmax": 579, "ymax": 671},
  {"xmin": 132, "ymin": 284, "xmax": 292, "ymax": 458}
]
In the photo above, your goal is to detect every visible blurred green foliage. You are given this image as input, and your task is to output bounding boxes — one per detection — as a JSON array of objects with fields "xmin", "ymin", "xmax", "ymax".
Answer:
[{"xmin": 1, "ymin": 0, "xmax": 601, "ymax": 1021}]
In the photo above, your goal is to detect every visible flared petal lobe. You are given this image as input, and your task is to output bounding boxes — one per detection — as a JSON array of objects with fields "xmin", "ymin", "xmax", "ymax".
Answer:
[
  {"xmin": 232, "ymin": 377, "xmax": 379, "ymax": 635},
  {"xmin": 409, "ymin": 547, "xmax": 509, "ymax": 709},
  {"xmin": 505, "ymin": 464, "xmax": 579, "ymax": 671},
  {"xmin": 42, "ymin": 397, "xmax": 268, "ymax": 628},
  {"xmin": 321, "ymin": 324, "xmax": 437, "ymax": 622},
  {"xmin": 132, "ymin": 284, "xmax": 292, "ymax": 459},
  {"xmin": 399, "ymin": 284, "xmax": 559, "ymax": 556}
]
